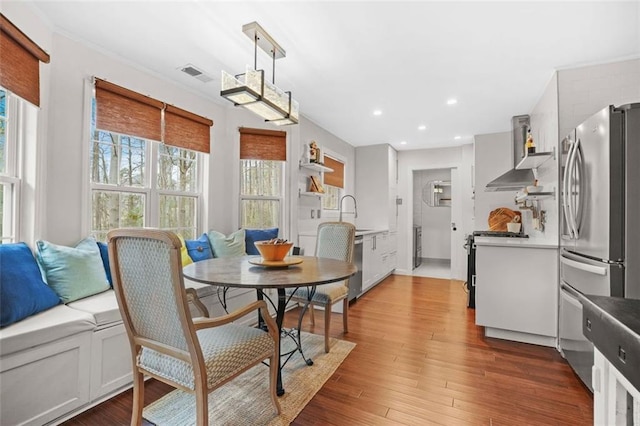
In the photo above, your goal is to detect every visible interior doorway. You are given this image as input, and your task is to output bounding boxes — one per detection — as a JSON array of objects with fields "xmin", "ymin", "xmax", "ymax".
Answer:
[{"xmin": 412, "ymin": 168, "xmax": 454, "ymax": 279}]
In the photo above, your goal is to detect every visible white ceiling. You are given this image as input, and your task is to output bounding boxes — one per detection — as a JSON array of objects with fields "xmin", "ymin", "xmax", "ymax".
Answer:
[{"xmin": 26, "ymin": 1, "xmax": 640, "ymax": 150}]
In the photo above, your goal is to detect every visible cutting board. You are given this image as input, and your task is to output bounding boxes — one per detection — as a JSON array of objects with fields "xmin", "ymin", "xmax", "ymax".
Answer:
[{"xmin": 488, "ymin": 208, "xmax": 521, "ymax": 231}]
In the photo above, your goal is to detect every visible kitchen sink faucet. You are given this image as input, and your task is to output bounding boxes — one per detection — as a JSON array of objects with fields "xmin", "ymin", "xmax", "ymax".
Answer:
[{"xmin": 339, "ymin": 195, "xmax": 358, "ymax": 222}]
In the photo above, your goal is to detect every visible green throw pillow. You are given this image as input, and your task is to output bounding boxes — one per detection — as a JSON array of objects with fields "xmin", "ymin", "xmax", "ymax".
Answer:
[
  {"xmin": 36, "ymin": 237, "xmax": 110, "ymax": 303},
  {"xmin": 207, "ymin": 229, "xmax": 246, "ymax": 257}
]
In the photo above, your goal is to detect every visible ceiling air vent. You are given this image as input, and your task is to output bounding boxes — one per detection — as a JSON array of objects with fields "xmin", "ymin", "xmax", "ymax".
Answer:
[{"xmin": 179, "ymin": 64, "xmax": 214, "ymax": 83}]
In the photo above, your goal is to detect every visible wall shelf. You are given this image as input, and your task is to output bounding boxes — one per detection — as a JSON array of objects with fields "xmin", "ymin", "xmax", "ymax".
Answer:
[
  {"xmin": 515, "ymin": 149, "xmax": 555, "ymax": 170},
  {"xmin": 299, "ymin": 161, "xmax": 333, "ymax": 173},
  {"xmin": 298, "ymin": 189, "xmax": 324, "ymax": 198}
]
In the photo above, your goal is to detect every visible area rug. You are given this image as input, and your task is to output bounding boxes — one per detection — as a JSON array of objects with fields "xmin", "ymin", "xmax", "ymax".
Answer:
[{"xmin": 143, "ymin": 333, "xmax": 355, "ymax": 425}]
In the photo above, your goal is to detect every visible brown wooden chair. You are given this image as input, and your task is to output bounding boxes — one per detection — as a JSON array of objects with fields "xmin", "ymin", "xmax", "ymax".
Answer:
[
  {"xmin": 287, "ymin": 222, "xmax": 355, "ymax": 353},
  {"xmin": 107, "ymin": 228, "xmax": 281, "ymax": 426}
]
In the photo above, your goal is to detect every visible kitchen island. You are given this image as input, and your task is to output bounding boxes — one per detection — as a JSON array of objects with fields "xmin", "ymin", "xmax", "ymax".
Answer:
[{"xmin": 474, "ymin": 236, "xmax": 558, "ymax": 346}]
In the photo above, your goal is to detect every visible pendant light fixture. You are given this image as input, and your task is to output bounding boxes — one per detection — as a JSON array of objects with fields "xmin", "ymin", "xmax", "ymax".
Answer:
[{"xmin": 220, "ymin": 22, "xmax": 299, "ymax": 126}]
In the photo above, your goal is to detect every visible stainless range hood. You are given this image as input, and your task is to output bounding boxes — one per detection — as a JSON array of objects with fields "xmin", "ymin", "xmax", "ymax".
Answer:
[{"xmin": 485, "ymin": 115, "xmax": 534, "ymax": 192}]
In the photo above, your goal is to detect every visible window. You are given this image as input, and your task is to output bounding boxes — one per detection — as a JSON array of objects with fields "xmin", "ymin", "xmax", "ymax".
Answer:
[
  {"xmin": 89, "ymin": 128, "xmax": 200, "ymax": 241},
  {"xmin": 0, "ymin": 88, "xmax": 20, "ymax": 243},
  {"xmin": 239, "ymin": 128, "xmax": 286, "ymax": 229},
  {"xmin": 90, "ymin": 79, "xmax": 212, "ymax": 241},
  {"xmin": 322, "ymin": 155, "xmax": 345, "ymax": 211},
  {"xmin": 0, "ymin": 16, "xmax": 50, "ymax": 243}
]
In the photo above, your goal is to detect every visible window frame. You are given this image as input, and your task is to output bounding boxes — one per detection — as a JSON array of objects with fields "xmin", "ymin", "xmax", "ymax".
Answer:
[
  {"xmin": 238, "ymin": 159, "xmax": 285, "ymax": 230},
  {"xmin": 321, "ymin": 151, "xmax": 346, "ymax": 215},
  {"xmin": 87, "ymin": 85, "xmax": 204, "ymax": 241},
  {"xmin": 0, "ymin": 88, "xmax": 22, "ymax": 243}
]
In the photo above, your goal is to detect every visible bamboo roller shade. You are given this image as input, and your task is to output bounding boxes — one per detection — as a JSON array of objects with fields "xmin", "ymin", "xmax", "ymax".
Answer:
[
  {"xmin": 323, "ymin": 155, "xmax": 344, "ymax": 188},
  {"xmin": 0, "ymin": 14, "xmax": 50, "ymax": 107},
  {"xmin": 239, "ymin": 127, "xmax": 287, "ymax": 161},
  {"xmin": 95, "ymin": 79, "xmax": 213, "ymax": 153}
]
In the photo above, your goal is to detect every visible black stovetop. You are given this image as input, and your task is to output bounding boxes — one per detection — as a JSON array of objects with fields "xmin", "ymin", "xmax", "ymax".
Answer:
[{"xmin": 472, "ymin": 231, "xmax": 529, "ymax": 238}]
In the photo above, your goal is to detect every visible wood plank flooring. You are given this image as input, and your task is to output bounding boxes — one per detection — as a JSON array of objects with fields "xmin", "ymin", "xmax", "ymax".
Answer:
[{"xmin": 63, "ymin": 275, "xmax": 593, "ymax": 425}]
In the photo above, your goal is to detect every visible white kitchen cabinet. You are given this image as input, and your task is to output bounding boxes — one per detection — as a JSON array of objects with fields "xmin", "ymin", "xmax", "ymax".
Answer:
[
  {"xmin": 355, "ymin": 144, "xmax": 398, "ymax": 232},
  {"xmin": 475, "ymin": 242, "xmax": 558, "ymax": 347},
  {"xmin": 361, "ymin": 231, "xmax": 394, "ymax": 292}
]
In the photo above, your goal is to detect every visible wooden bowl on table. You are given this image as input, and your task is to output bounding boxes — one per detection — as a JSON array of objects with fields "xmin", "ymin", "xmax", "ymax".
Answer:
[{"xmin": 254, "ymin": 240, "xmax": 294, "ymax": 261}]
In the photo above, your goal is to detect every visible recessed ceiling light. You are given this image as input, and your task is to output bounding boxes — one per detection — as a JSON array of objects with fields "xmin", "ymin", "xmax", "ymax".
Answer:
[
  {"xmin": 418, "ymin": 125, "xmax": 427, "ymax": 130},
  {"xmin": 400, "ymin": 141, "xmax": 407, "ymax": 145},
  {"xmin": 373, "ymin": 110, "xmax": 382, "ymax": 116},
  {"xmin": 447, "ymin": 99, "xmax": 458, "ymax": 105},
  {"xmin": 454, "ymin": 136, "xmax": 462, "ymax": 140}
]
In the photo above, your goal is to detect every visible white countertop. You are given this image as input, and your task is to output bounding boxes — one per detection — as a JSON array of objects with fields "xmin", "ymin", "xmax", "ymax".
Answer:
[{"xmin": 474, "ymin": 236, "xmax": 558, "ymax": 249}]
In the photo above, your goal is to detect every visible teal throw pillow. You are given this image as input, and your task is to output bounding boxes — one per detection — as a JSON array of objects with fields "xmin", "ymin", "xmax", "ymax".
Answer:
[
  {"xmin": 36, "ymin": 237, "xmax": 111, "ymax": 303},
  {"xmin": 207, "ymin": 229, "xmax": 246, "ymax": 257},
  {"xmin": 185, "ymin": 233, "xmax": 213, "ymax": 262},
  {"xmin": 0, "ymin": 243, "xmax": 61, "ymax": 327}
]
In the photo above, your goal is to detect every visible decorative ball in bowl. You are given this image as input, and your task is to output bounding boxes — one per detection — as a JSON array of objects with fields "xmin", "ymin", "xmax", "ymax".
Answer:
[{"xmin": 254, "ymin": 239, "xmax": 294, "ymax": 261}]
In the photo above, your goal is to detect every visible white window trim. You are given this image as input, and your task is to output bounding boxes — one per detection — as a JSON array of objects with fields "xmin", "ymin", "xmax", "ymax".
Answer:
[
  {"xmin": 0, "ymin": 90, "xmax": 21, "ymax": 242},
  {"xmin": 83, "ymin": 79, "xmax": 204, "ymax": 238},
  {"xmin": 238, "ymin": 160, "xmax": 286, "ymax": 230},
  {"xmin": 321, "ymin": 149, "xmax": 347, "ymax": 218}
]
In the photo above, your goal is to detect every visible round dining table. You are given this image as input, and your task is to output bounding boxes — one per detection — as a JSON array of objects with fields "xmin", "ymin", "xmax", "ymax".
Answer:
[{"xmin": 182, "ymin": 255, "xmax": 357, "ymax": 396}]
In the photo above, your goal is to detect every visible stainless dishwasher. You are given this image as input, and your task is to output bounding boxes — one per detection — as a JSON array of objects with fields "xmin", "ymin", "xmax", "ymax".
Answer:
[{"xmin": 349, "ymin": 235, "xmax": 363, "ymax": 301}]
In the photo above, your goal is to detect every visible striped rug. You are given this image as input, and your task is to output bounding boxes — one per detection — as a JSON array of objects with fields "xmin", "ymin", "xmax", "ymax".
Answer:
[{"xmin": 143, "ymin": 333, "xmax": 355, "ymax": 425}]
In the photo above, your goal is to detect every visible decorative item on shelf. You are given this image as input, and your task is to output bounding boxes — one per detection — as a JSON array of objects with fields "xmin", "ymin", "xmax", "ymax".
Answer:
[
  {"xmin": 308, "ymin": 175, "xmax": 325, "ymax": 193},
  {"xmin": 220, "ymin": 22, "xmax": 299, "ymax": 126},
  {"xmin": 525, "ymin": 128, "xmax": 536, "ymax": 154},
  {"xmin": 507, "ymin": 215, "xmax": 522, "ymax": 233},
  {"xmin": 309, "ymin": 141, "xmax": 321, "ymax": 164}
]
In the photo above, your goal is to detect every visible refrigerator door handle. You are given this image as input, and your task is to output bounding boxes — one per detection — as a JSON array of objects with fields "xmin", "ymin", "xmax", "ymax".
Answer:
[
  {"xmin": 561, "ymin": 254, "xmax": 608, "ymax": 276},
  {"xmin": 560, "ymin": 282, "xmax": 584, "ymax": 305},
  {"xmin": 563, "ymin": 139, "xmax": 577, "ymax": 239},
  {"xmin": 574, "ymin": 140, "xmax": 586, "ymax": 235},
  {"xmin": 566, "ymin": 138, "xmax": 581, "ymax": 239}
]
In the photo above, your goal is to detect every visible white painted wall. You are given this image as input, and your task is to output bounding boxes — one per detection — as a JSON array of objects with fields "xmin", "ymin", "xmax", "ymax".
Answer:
[
  {"xmin": 529, "ymin": 72, "xmax": 559, "ymax": 245},
  {"xmin": 558, "ymin": 58, "xmax": 640, "ymax": 139},
  {"xmin": 473, "ymin": 131, "xmax": 517, "ymax": 230},
  {"xmin": 413, "ymin": 168, "xmax": 451, "ymax": 260},
  {"xmin": 397, "ymin": 145, "xmax": 473, "ymax": 279},
  {"xmin": 296, "ymin": 117, "xmax": 355, "ymax": 239}
]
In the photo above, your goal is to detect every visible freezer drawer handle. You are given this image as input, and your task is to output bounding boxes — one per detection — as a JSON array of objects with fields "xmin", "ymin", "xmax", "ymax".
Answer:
[{"xmin": 561, "ymin": 256, "xmax": 607, "ymax": 276}]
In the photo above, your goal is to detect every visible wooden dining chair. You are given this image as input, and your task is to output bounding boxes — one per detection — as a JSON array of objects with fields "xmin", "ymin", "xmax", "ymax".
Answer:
[
  {"xmin": 288, "ymin": 222, "xmax": 355, "ymax": 353},
  {"xmin": 107, "ymin": 228, "xmax": 281, "ymax": 426}
]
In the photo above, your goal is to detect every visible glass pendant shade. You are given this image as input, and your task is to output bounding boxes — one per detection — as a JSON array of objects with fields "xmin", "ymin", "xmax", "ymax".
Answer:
[{"xmin": 220, "ymin": 23, "xmax": 298, "ymax": 126}]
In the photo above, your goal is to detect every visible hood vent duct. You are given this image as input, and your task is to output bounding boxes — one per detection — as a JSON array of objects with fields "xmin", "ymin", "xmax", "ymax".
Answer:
[{"xmin": 485, "ymin": 114, "xmax": 534, "ymax": 192}]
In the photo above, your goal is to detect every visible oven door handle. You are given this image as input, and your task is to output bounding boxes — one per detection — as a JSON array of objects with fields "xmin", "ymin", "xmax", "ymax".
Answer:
[{"xmin": 561, "ymin": 255, "xmax": 608, "ymax": 276}]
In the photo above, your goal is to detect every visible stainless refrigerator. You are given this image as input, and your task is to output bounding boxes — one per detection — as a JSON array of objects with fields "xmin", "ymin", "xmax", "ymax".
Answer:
[{"xmin": 559, "ymin": 103, "xmax": 640, "ymax": 391}]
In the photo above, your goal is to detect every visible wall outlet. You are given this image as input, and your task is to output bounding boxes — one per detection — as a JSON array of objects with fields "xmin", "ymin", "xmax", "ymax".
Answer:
[
  {"xmin": 317, "ymin": 209, "xmax": 321, "ymax": 218},
  {"xmin": 311, "ymin": 209, "xmax": 315, "ymax": 219}
]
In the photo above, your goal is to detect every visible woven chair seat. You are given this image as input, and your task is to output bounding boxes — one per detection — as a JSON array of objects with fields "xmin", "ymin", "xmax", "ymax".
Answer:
[
  {"xmin": 288, "ymin": 282, "xmax": 348, "ymax": 305},
  {"xmin": 138, "ymin": 324, "xmax": 274, "ymax": 390}
]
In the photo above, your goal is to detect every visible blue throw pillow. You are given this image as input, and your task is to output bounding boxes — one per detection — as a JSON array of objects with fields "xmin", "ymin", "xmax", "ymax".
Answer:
[
  {"xmin": 185, "ymin": 233, "xmax": 213, "ymax": 262},
  {"xmin": 36, "ymin": 237, "xmax": 110, "ymax": 303},
  {"xmin": 245, "ymin": 228, "xmax": 279, "ymax": 255},
  {"xmin": 0, "ymin": 243, "xmax": 60, "ymax": 327},
  {"xmin": 96, "ymin": 241, "xmax": 113, "ymax": 287}
]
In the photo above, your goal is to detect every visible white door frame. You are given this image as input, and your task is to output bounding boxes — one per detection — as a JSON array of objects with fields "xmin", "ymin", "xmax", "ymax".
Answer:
[{"xmin": 408, "ymin": 165, "xmax": 465, "ymax": 280}]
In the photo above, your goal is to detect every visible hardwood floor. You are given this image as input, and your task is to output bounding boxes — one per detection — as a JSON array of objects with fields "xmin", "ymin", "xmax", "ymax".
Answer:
[{"xmin": 63, "ymin": 275, "xmax": 593, "ymax": 425}]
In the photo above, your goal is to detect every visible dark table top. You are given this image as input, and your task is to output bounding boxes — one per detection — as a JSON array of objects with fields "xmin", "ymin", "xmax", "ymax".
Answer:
[
  {"xmin": 183, "ymin": 255, "xmax": 357, "ymax": 290},
  {"xmin": 582, "ymin": 295, "xmax": 640, "ymax": 391}
]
